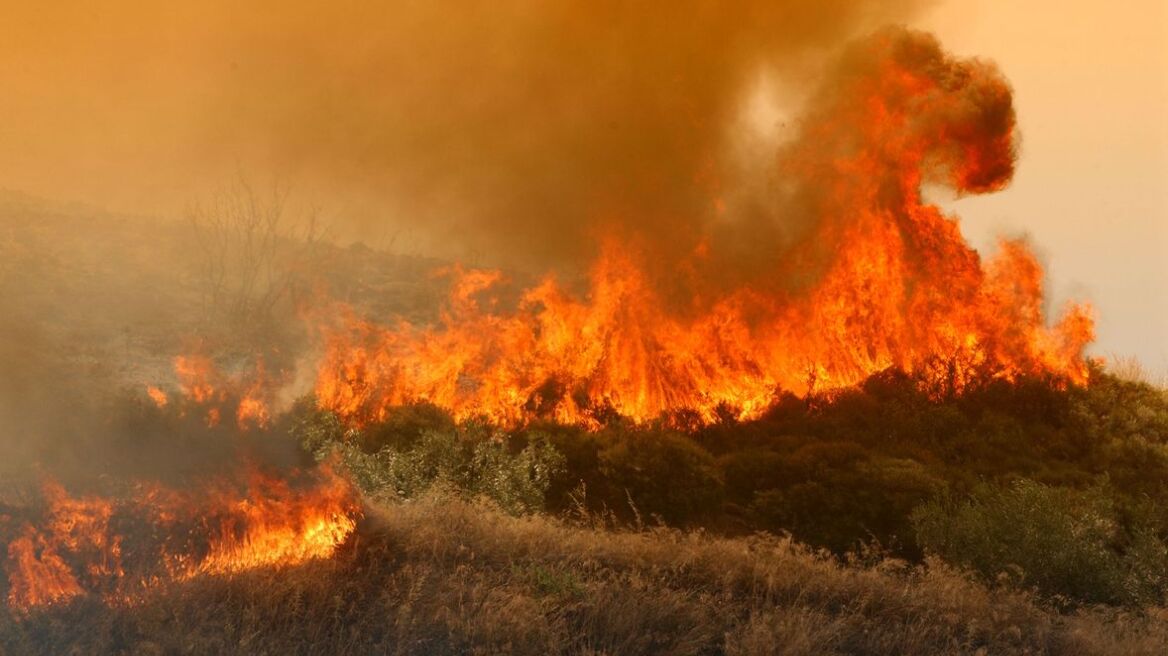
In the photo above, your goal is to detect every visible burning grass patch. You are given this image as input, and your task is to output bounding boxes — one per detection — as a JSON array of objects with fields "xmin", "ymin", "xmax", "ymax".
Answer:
[{"xmin": 2, "ymin": 496, "xmax": 1165, "ymax": 655}]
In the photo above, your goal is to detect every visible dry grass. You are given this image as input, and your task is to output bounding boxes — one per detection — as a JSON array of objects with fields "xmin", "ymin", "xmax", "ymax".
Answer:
[{"xmin": 3, "ymin": 495, "xmax": 1166, "ymax": 655}]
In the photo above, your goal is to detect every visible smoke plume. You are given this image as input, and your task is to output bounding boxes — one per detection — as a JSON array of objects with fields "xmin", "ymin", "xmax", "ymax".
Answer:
[{"xmin": 0, "ymin": 1, "xmax": 926, "ymax": 269}]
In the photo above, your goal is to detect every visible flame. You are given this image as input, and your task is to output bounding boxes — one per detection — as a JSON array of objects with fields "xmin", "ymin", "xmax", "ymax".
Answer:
[
  {"xmin": 2, "ymin": 468, "xmax": 359, "ymax": 612},
  {"xmin": 171, "ymin": 355, "xmax": 272, "ymax": 430},
  {"xmin": 311, "ymin": 31, "xmax": 1094, "ymax": 429},
  {"xmin": 174, "ymin": 355, "xmax": 220, "ymax": 405},
  {"xmin": 145, "ymin": 386, "xmax": 168, "ymax": 408},
  {"xmin": 5, "ymin": 527, "xmax": 83, "ymax": 610},
  {"xmin": 186, "ymin": 469, "xmax": 357, "ymax": 577},
  {"xmin": 234, "ymin": 361, "xmax": 272, "ymax": 431}
]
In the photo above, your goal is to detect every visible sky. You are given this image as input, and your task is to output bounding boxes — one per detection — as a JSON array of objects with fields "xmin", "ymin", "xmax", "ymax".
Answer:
[
  {"xmin": 919, "ymin": 0, "xmax": 1168, "ymax": 375},
  {"xmin": 0, "ymin": 0, "xmax": 1164, "ymax": 374}
]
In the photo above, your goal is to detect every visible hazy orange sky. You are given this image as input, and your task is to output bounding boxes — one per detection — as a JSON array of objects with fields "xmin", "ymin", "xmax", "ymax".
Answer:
[
  {"xmin": 0, "ymin": 1, "xmax": 1164, "ymax": 373},
  {"xmin": 921, "ymin": 0, "xmax": 1168, "ymax": 376}
]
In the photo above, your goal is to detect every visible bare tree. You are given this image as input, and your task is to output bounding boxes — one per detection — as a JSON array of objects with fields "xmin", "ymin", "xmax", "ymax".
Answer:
[{"xmin": 187, "ymin": 176, "xmax": 327, "ymax": 338}]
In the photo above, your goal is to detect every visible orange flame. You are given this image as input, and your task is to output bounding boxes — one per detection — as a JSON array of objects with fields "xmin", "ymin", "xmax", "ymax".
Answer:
[
  {"xmin": 185, "ymin": 469, "xmax": 358, "ymax": 577},
  {"xmin": 145, "ymin": 386, "xmax": 168, "ymax": 408},
  {"xmin": 311, "ymin": 33, "xmax": 1093, "ymax": 429},
  {"xmin": 5, "ymin": 527, "xmax": 84, "ymax": 610},
  {"xmin": 174, "ymin": 354, "xmax": 220, "ymax": 405},
  {"xmin": 2, "ymin": 468, "xmax": 359, "ymax": 612},
  {"xmin": 171, "ymin": 355, "xmax": 272, "ymax": 430}
]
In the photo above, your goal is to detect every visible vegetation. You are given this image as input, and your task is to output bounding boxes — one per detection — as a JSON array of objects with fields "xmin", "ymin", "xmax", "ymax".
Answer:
[
  {"xmin": 913, "ymin": 480, "xmax": 1167, "ymax": 606},
  {"xmin": 3, "ymin": 496, "xmax": 1165, "ymax": 655},
  {"xmin": 297, "ymin": 405, "xmax": 565, "ymax": 515},
  {"xmin": 283, "ymin": 366, "xmax": 1168, "ymax": 609}
]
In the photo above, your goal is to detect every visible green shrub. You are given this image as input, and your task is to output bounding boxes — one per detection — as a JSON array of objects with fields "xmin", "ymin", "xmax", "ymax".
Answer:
[
  {"xmin": 1071, "ymin": 364, "xmax": 1168, "ymax": 446},
  {"xmin": 912, "ymin": 479, "xmax": 1167, "ymax": 605},
  {"xmin": 598, "ymin": 430, "xmax": 724, "ymax": 523},
  {"xmin": 358, "ymin": 402, "xmax": 456, "ymax": 452},
  {"xmin": 291, "ymin": 401, "xmax": 353, "ymax": 456},
  {"xmin": 718, "ymin": 448, "xmax": 790, "ymax": 503},
  {"xmin": 467, "ymin": 433, "xmax": 566, "ymax": 515},
  {"xmin": 312, "ymin": 426, "xmax": 565, "ymax": 515},
  {"xmin": 749, "ymin": 450, "xmax": 941, "ymax": 554}
]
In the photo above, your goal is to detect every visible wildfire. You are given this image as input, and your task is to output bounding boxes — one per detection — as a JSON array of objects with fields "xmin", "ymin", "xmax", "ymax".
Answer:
[
  {"xmin": 173, "ymin": 354, "xmax": 272, "ymax": 430},
  {"xmin": 145, "ymin": 386, "xmax": 168, "ymax": 408},
  {"xmin": 185, "ymin": 469, "xmax": 357, "ymax": 577},
  {"xmin": 1, "ymin": 467, "xmax": 359, "ymax": 612},
  {"xmin": 311, "ymin": 31, "xmax": 1094, "ymax": 429}
]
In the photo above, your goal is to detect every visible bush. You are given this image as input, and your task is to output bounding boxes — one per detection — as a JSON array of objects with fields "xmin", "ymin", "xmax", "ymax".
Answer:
[
  {"xmin": 357, "ymin": 402, "xmax": 456, "ymax": 452},
  {"xmin": 467, "ymin": 433, "xmax": 566, "ymax": 515},
  {"xmin": 598, "ymin": 430, "xmax": 724, "ymax": 524},
  {"xmin": 1071, "ymin": 363, "xmax": 1168, "ymax": 446},
  {"xmin": 749, "ymin": 449, "xmax": 942, "ymax": 554},
  {"xmin": 308, "ymin": 424, "xmax": 565, "ymax": 516},
  {"xmin": 291, "ymin": 400, "xmax": 353, "ymax": 456},
  {"xmin": 911, "ymin": 479, "xmax": 1167, "ymax": 606}
]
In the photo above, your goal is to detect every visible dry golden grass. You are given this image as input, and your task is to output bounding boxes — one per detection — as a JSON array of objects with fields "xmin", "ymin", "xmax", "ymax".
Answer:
[{"xmin": 2, "ymin": 495, "xmax": 1166, "ymax": 655}]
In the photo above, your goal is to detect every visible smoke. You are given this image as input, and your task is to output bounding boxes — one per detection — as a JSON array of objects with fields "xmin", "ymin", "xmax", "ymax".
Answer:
[
  {"xmin": 0, "ymin": 205, "xmax": 302, "ymax": 488},
  {"xmin": 4, "ymin": 3, "xmax": 1058, "ymax": 478},
  {"xmin": 585, "ymin": 25, "xmax": 1020, "ymax": 310},
  {"xmin": 765, "ymin": 27, "xmax": 1017, "ymax": 280},
  {"xmin": 0, "ymin": 1, "xmax": 927, "ymax": 270}
]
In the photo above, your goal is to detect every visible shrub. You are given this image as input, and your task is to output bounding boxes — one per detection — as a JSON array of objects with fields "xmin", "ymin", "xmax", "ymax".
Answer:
[
  {"xmin": 290, "ymin": 401, "xmax": 353, "ymax": 457},
  {"xmin": 912, "ymin": 479, "xmax": 1167, "ymax": 606},
  {"xmin": 358, "ymin": 401, "xmax": 456, "ymax": 452},
  {"xmin": 313, "ymin": 427, "xmax": 565, "ymax": 515},
  {"xmin": 718, "ymin": 448, "xmax": 790, "ymax": 503},
  {"xmin": 467, "ymin": 433, "xmax": 566, "ymax": 515},
  {"xmin": 750, "ymin": 453, "xmax": 941, "ymax": 554},
  {"xmin": 1071, "ymin": 364, "xmax": 1168, "ymax": 446},
  {"xmin": 598, "ymin": 430, "xmax": 724, "ymax": 523}
]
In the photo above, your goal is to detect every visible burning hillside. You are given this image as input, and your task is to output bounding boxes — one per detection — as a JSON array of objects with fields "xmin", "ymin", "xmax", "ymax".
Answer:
[
  {"xmin": 0, "ymin": 29, "xmax": 1098, "ymax": 616},
  {"xmin": 310, "ymin": 30, "xmax": 1093, "ymax": 429},
  {"xmin": 5, "ymin": 0, "xmax": 1168, "ymax": 651}
]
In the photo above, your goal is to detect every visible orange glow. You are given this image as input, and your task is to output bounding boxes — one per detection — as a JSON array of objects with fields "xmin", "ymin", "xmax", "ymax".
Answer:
[
  {"xmin": 183, "ymin": 468, "xmax": 358, "ymax": 578},
  {"xmin": 312, "ymin": 32, "xmax": 1094, "ymax": 429},
  {"xmin": 174, "ymin": 355, "xmax": 220, "ymax": 405},
  {"xmin": 145, "ymin": 386, "xmax": 169, "ymax": 408},
  {"xmin": 171, "ymin": 355, "xmax": 272, "ymax": 430},
  {"xmin": 2, "ymin": 468, "xmax": 359, "ymax": 612}
]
